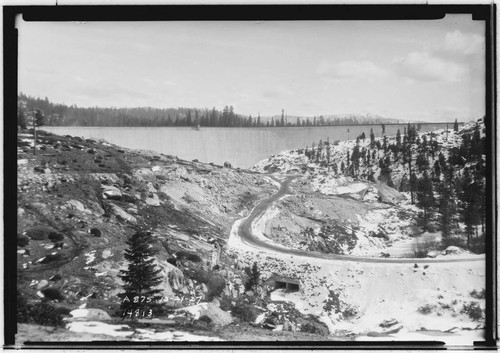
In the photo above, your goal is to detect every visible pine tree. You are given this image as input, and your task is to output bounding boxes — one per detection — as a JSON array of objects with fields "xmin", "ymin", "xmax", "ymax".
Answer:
[
  {"xmin": 416, "ymin": 151, "xmax": 429, "ymax": 171},
  {"xmin": 437, "ymin": 171, "xmax": 455, "ymax": 242},
  {"xmin": 33, "ymin": 109, "xmax": 45, "ymax": 155},
  {"xmin": 244, "ymin": 262, "xmax": 261, "ymax": 291},
  {"xmin": 18, "ymin": 105, "xmax": 27, "ymax": 129},
  {"xmin": 370, "ymin": 128, "xmax": 375, "ymax": 147},
  {"xmin": 453, "ymin": 118, "xmax": 459, "ymax": 132},
  {"xmin": 317, "ymin": 139, "xmax": 323, "ymax": 163},
  {"xmin": 119, "ymin": 230, "xmax": 163, "ymax": 311},
  {"xmin": 326, "ymin": 144, "xmax": 331, "ymax": 169},
  {"xmin": 457, "ymin": 169, "xmax": 481, "ymax": 247},
  {"xmin": 433, "ymin": 160, "xmax": 441, "ymax": 180},
  {"xmin": 416, "ymin": 171, "xmax": 434, "ymax": 231}
]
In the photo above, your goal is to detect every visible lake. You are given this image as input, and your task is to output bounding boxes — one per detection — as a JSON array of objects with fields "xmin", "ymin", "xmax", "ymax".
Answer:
[{"xmin": 43, "ymin": 124, "xmax": 453, "ymax": 168}]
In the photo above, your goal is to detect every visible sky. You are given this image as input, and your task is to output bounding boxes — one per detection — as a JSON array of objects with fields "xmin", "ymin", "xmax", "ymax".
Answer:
[{"xmin": 17, "ymin": 15, "xmax": 485, "ymax": 122}]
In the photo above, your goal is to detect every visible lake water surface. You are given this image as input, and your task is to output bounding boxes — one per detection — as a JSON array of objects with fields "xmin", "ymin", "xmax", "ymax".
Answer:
[{"xmin": 43, "ymin": 124, "xmax": 452, "ymax": 168}]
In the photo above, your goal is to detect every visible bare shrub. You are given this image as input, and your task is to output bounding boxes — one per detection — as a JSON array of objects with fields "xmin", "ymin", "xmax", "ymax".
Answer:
[{"xmin": 408, "ymin": 237, "xmax": 439, "ymax": 258}]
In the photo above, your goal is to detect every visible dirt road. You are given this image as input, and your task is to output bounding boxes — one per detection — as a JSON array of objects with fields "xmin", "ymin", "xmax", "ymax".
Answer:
[{"xmin": 237, "ymin": 176, "xmax": 484, "ymax": 264}]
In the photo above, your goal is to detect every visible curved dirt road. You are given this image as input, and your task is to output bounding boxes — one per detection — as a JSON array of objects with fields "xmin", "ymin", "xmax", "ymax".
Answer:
[{"xmin": 237, "ymin": 176, "xmax": 484, "ymax": 264}]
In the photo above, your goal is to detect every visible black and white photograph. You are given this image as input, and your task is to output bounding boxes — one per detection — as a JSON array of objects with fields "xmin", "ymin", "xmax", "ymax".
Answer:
[{"xmin": 7, "ymin": 4, "xmax": 495, "ymax": 347}]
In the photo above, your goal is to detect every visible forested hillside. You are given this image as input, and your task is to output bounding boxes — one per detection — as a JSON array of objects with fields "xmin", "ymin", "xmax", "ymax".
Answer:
[
  {"xmin": 255, "ymin": 119, "xmax": 487, "ymax": 254},
  {"xmin": 17, "ymin": 93, "xmax": 252, "ymax": 127},
  {"xmin": 18, "ymin": 93, "xmax": 408, "ymax": 128}
]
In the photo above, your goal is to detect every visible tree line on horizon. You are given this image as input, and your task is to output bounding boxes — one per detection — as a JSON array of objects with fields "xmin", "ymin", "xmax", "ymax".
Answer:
[{"xmin": 18, "ymin": 93, "xmax": 428, "ymax": 128}]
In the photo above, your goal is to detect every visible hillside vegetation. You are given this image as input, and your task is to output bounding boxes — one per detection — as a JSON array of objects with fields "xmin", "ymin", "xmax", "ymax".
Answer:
[
  {"xmin": 253, "ymin": 119, "xmax": 486, "ymax": 256},
  {"xmin": 15, "ymin": 128, "xmax": 343, "ymax": 342}
]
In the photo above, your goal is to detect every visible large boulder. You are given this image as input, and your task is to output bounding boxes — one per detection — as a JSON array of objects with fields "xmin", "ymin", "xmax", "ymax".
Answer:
[
  {"xmin": 66, "ymin": 199, "xmax": 87, "ymax": 213},
  {"xmin": 25, "ymin": 225, "xmax": 58, "ymax": 240},
  {"xmin": 109, "ymin": 204, "xmax": 137, "ymax": 224},
  {"xmin": 178, "ymin": 302, "xmax": 232, "ymax": 326},
  {"xmin": 69, "ymin": 308, "xmax": 112, "ymax": 321},
  {"xmin": 155, "ymin": 260, "xmax": 184, "ymax": 298},
  {"xmin": 102, "ymin": 185, "xmax": 122, "ymax": 200},
  {"xmin": 374, "ymin": 183, "xmax": 405, "ymax": 205},
  {"xmin": 145, "ymin": 194, "xmax": 161, "ymax": 206},
  {"xmin": 443, "ymin": 246, "xmax": 467, "ymax": 256}
]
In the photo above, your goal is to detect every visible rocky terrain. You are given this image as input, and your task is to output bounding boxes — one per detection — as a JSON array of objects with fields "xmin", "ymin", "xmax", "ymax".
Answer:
[
  {"xmin": 14, "ymin": 125, "xmax": 486, "ymax": 344},
  {"xmin": 15, "ymin": 128, "xmax": 343, "ymax": 342}
]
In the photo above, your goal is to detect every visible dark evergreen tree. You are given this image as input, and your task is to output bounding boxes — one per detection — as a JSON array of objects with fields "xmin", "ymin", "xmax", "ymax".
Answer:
[
  {"xmin": 453, "ymin": 118, "xmax": 459, "ymax": 132},
  {"xmin": 317, "ymin": 139, "xmax": 323, "ymax": 163},
  {"xmin": 326, "ymin": 144, "xmax": 331, "ymax": 169},
  {"xmin": 34, "ymin": 109, "xmax": 45, "ymax": 127},
  {"xmin": 433, "ymin": 160, "xmax": 441, "ymax": 180},
  {"xmin": 119, "ymin": 230, "xmax": 163, "ymax": 311},
  {"xmin": 416, "ymin": 171, "xmax": 434, "ymax": 231},
  {"xmin": 437, "ymin": 171, "xmax": 455, "ymax": 241},
  {"xmin": 33, "ymin": 109, "xmax": 45, "ymax": 155},
  {"xmin": 18, "ymin": 104, "xmax": 27, "ymax": 129},
  {"xmin": 244, "ymin": 262, "xmax": 261, "ymax": 291},
  {"xmin": 416, "ymin": 151, "xmax": 429, "ymax": 172},
  {"xmin": 457, "ymin": 169, "xmax": 481, "ymax": 247},
  {"xmin": 395, "ymin": 129, "xmax": 401, "ymax": 150},
  {"xmin": 370, "ymin": 128, "xmax": 375, "ymax": 147}
]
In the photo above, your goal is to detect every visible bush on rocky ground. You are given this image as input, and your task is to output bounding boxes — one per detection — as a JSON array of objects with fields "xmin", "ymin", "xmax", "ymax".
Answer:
[
  {"xmin": 468, "ymin": 235, "xmax": 485, "ymax": 254},
  {"xmin": 440, "ymin": 236, "xmax": 466, "ymax": 249},
  {"xmin": 17, "ymin": 292, "xmax": 67, "ymax": 327},
  {"xmin": 176, "ymin": 251, "xmax": 202, "ymax": 263},
  {"xmin": 470, "ymin": 289, "xmax": 486, "ymax": 300},
  {"xmin": 48, "ymin": 232, "xmax": 64, "ymax": 242},
  {"xmin": 418, "ymin": 303, "xmax": 435, "ymax": 314},
  {"xmin": 206, "ymin": 275, "xmax": 226, "ymax": 301},
  {"xmin": 409, "ymin": 238, "xmax": 439, "ymax": 258},
  {"xmin": 299, "ymin": 318, "xmax": 329, "ymax": 336},
  {"xmin": 26, "ymin": 226, "xmax": 57, "ymax": 240},
  {"xmin": 461, "ymin": 301, "xmax": 483, "ymax": 321},
  {"xmin": 17, "ymin": 235, "xmax": 30, "ymax": 247},
  {"xmin": 41, "ymin": 287, "xmax": 65, "ymax": 301},
  {"xmin": 40, "ymin": 253, "xmax": 64, "ymax": 264},
  {"xmin": 231, "ymin": 304, "xmax": 258, "ymax": 323}
]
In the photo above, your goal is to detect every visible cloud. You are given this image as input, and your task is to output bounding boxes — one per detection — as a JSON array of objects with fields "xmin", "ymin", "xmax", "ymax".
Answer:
[
  {"xmin": 393, "ymin": 51, "xmax": 467, "ymax": 83},
  {"xmin": 444, "ymin": 30, "xmax": 483, "ymax": 55},
  {"xmin": 262, "ymin": 84, "xmax": 294, "ymax": 98},
  {"xmin": 317, "ymin": 60, "xmax": 387, "ymax": 80}
]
